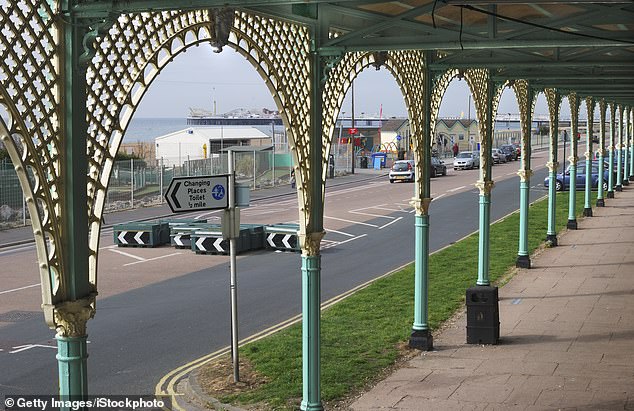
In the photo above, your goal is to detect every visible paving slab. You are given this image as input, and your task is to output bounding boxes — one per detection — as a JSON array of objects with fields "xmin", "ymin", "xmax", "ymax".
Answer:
[{"xmin": 352, "ymin": 188, "xmax": 634, "ymax": 410}]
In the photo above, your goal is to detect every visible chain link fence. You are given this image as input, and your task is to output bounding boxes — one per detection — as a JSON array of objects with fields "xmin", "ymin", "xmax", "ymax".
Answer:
[{"xmin": 0, "ymin": 160, "xmax": 29, "ymax": 229}]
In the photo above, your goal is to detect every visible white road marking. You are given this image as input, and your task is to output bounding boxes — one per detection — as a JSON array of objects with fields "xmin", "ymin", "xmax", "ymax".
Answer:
[
  {"xmin": 379, "ymin": 216, "xmax": 403, "ymax": 230},
  {"xmin": 123, "ymin": 252, "xmax": 182, "ymax": 267},
  {"xmin": 324, "ymin": 215, "xmax": 379, "ymax": 228},
  {"xmin": 321, "ymin": 234, "xmax": 368, "ymax": 250},
  {"xmin": 325, "ymin": 228, "xmax": 355, "ymax": 237},
  {"xmin": 9, "ymin": 344, "xmax": 56, "ymax": 354},
  {"xmin": 0, "ymin": 283, "xmax": 40, "ymax": 295},
  {"xmin": 372, "ymin": 206, "xmax": 408, "ymax": 212},
  {"xmin": 349, "ymin": 210, "xmax": 396, "ymax": 220},
  {"xmin": 433, "ymin": 193, "xmax": 447, "ymax": 201},
  {"xmin": 447, "ymin": 185, "xmax": 466, "ymax": 192},
  {"xmin": 109, "ymin": 248, "xmax": 146, "ymax": 261},
  {"xmin": 506, "ymin": 172, "xmax": 516, "ymax": 176}
]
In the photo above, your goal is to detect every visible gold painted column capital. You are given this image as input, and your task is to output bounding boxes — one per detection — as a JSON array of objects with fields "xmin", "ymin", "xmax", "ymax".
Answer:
[
  {"xmin": 52, "ymin": 294, "xmax": 97, "ymax": 338},
  {"xmin": 409, "ymin": 197, "xmax": 432, "ymax": 216},
  {"xmin": 475, "ymin": 180, "xmax": 495, "ymax": 196},
  {"xmin": 300, "ymin": 231, "xmax": 326, "ymax": 257},
  {"xmin": 568, "ymin": 155, "xmax": 578, "ymax": 165},
  {"xmin": 516, "ymin": 169, "xmax": 533, "ymax": 182},
  {"xmin": 546, "ymin": 161, "xmax": 559, "ymax": 172},
  {"xmin": 597, "ymin": 149, "xmax": 606, "ymax": 157}
]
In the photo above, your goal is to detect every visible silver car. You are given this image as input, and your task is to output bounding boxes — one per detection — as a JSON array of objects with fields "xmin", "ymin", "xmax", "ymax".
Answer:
[
  {"xmin": 389, "ymin": 160, "xmax": 415, "ymax": 183},
  {"xmin": 492, "ymin": 148, "xmax": 507, "ymax": 164},
  {"xmin": 453, "ymin": 151, "xmax": 480, "ymax": 170}
]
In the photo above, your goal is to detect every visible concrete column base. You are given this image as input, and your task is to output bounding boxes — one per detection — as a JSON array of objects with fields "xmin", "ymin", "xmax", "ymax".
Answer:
[
  {"xmin": 409, "ymin": 329, "xmax": 434, "ymax": 351},
  {"xmin": 583, "ymin": 207, "xmax": 593, "ymax": 217},
  {"xmin": 623, "ymin": 180, "xmax": 629, "ymax": 186},
  {"xmin": 597, "ymin": 199, "xmax": 605, "ymax": 207},
  {"xmin": 516, "ymin": 255, "xmax": 531, "ymax": 269},
  {"xmin": 607, "ymin": 190, "xmax": 615, "ymax": 198},
  {"xmin": 629, "ymin": 175, "xmax": 634, "ymax": 182},
  {"xmin": 567, "ymin": 219, "xmax": 578, "ymax": 230},
  {"xmin": 616, "ymin": 185, "xmax": 622, "ymax": 192}
]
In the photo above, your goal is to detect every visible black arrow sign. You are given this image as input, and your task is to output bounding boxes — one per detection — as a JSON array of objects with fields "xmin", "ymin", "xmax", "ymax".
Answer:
[{"xmin": 170, "ymin": 182, "xmax": 181, "ymax": 209}]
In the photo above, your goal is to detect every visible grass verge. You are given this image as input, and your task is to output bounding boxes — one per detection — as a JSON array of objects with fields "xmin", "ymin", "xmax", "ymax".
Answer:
[{"xmin": 202, "ymin": 191, "xmax": 596, "ymax": 410}]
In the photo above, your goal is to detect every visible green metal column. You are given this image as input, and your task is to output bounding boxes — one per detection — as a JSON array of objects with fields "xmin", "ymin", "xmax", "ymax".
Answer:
[
  {"xmin": 583, "ymin": 98, "xmax": 595, "ymax": 216},
  {"xmin": 301, "ymin": 9, "xmax": 325, "ymax": 410},
  {"xmin": 477, "ymin": 192, "xmax": 491, "ymax": 285},
  {"xmin": 56, "ymin": 335, "xmax": 89, "ymax": 399},
  {"xmin": 567, "ymin": 93, "xmax": 580, "ymax": 230},
  {"xmin": 475, "ymin": 75, "xmax": 495, "ymax": 286},
  {"xmin": 607, "ymin": 103, "xmax": 616, "ymax": 197},
  {"xmin": 545, "ymin": 89, "xmax": 560, "ymax": 246},
  {"xmin": 409, "ymin": 62, "xmax": 433, "ymax": 351},
  {"xmin": 597, "ymin": 100, "xmax": 607, "ymax": 207},
  {"xmin": 57, "ymin": 3, "xmax": 94, "ymax": 400},
  {"xmin": 516, "ymin": 81, "xmax": 533, "ymax": 268},
  {"xmin": 301, "ymin": 255, "xmax": 322, "ymax": 411},
  {"xmin": 616, "ymin": 106, "xmax": 624, "ymax": 190}
]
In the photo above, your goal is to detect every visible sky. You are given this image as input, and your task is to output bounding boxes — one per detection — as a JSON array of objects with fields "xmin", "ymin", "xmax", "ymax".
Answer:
[{"xmin": 135, "ymin": 44, "xmax": 575, "ymax": 120}]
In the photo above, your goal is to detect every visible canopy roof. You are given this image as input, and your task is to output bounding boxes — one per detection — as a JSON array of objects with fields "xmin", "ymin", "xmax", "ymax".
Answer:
[{"xmin": 74, "ymin": 1, "xmax": 634, "ymax": 106}]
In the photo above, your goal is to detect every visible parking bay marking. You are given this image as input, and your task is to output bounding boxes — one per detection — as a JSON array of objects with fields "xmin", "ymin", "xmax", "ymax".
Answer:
[
  {"xmin": 123, "ymin": 252, "xmax": 182, "ymax": 267},
  {"xmin": 109, "ymin": 248, "xmax": 147, "ymax": 262},
  {"xmin": 324, "ymin": 216, "xmax": 379, "ymax": 228}
]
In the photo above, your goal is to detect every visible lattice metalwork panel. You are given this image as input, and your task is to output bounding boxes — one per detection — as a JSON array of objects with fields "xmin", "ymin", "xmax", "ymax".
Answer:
[
  {"xmin": 569, "ymin": 92, "xmax": 580, "ymax": 165},
  {"xmin": 430, "ymin": 69, "xmax": 459, "ymax": 136},
  {"xmin": 608, "ymin": 102, "xmax": 616, "ymax": 151},
  {"xmin": 545, "ymin": 88, "xmax": 562, "ymax": 172},
  {"xmin": 512, "ymin": 79, "xmax": 536, "ymax": 177},
  {"xmin": 464, "ymin": 68, "xmax": 492, "ymax": 182},
  {"xmin": 598, "ymin": 99, "xmax": 607, "ymax": 155},
  {"xmin": 585, "ymin": 97, "xmax": 595, "ymax": 161},
  {"xmin": 85, "ymin": 9, "xmax": 311, "ymax": 260},
  {"xmin": 0, "ymin": 0, "xmax": 64, "ymax": 305}
]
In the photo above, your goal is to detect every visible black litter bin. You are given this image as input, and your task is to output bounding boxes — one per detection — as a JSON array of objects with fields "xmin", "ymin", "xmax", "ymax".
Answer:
[
  {"xmin": 466, "ymin": 286, "xmax": 499, "ymax": 344},
  {"xmin": 360, "ymin": 156, "xmax": 368, "ymax": 168}
]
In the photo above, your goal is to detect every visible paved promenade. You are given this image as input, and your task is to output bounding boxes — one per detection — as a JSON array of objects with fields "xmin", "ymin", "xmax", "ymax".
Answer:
[{"xmin": 352, "ymin": 188, "xmax": 634, "ymax": 410}]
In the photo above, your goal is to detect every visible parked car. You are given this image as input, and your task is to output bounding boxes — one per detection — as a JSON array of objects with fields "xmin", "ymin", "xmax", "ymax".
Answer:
[
  {"xmin": 430, "ymin": 156, "xmax": 447, "ymax": 177},
  {"xmin": 389, "ymin": 160, "xmax": 415, "ymax": 183},
  {"xmin": 491, "ymin": 148, "xmax": 507, "ymax": 164},
  {"xmin": 544, "ymin": 161, "xmax": 609, "ymax": 191},
  {"xmin": 499, "ymin": 144, "xmax": 517, "ymax": 161},
  {"xmin": 453, "ymin": 151, "xmax": 479, "ymax": 170},
  {"xmin": 511, "ymin": 143, "xmax": 521, "ymax": 158}
]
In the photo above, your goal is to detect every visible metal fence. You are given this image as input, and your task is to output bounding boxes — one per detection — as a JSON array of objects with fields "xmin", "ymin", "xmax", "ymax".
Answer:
[
  {"xmin": 105, "ymin": 152, "xmax": 294, "ymax": 214},
  {"xmin": 0, "ymin": 160, "xmax": 29, "ymax": 229}
]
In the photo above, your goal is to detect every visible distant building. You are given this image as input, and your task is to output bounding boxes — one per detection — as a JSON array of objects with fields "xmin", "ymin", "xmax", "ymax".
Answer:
[
  {"xmin": 155, "ymin": 126, "xmax": 272, "ymax": 166},
  {"xmin": 187, "ymin": 107, "xmax": 283, "ymax": 127}
]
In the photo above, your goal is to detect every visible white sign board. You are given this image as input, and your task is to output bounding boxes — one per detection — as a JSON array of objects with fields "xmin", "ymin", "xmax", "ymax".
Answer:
[{"xmin": 165, "ymin": 175, "xmax": 230, "ymax": 213}]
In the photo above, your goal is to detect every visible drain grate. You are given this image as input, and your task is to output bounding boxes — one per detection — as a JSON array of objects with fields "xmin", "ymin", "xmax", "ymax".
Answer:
[{"xmin": 0, "ymin": 310, "xmax": 41, "ymax": 323}]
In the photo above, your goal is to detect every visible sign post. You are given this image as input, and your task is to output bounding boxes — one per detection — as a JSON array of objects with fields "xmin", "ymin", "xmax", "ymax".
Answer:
[
  {"xmin": 226, "ymin": 150, "xmax": 240, "ymax": 383},
  {"xmin": 164, "ymin": 171, "xmax": 241, "ymax": 382}
]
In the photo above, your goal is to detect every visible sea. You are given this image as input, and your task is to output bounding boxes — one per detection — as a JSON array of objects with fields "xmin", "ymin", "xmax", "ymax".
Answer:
[{"xmin": 123, "ymin": 117, "xmax": 190, "ymax": 142}]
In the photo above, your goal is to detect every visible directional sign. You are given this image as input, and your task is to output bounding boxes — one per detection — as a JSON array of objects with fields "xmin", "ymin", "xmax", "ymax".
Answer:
[
  {"xmin": 348, "ymin": 128, "xmax": 358, "ymax": 135},
  {"xmin": 265, "ymin": 232, "xmax": 299, "ymax": 251},
  {"xmin": 165, "ymin": 175, "xmax": 230, "ymax": 213}
]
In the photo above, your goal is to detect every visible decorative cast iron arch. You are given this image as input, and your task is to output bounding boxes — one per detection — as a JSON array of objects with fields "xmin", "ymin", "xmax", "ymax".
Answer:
[
  {"xmin": 84, "ymin": 9, "xmax": 313, "ymax": 276},
  {"xmin": 0, "ymin": 0, "xmax": 65, "ymax": 310}
]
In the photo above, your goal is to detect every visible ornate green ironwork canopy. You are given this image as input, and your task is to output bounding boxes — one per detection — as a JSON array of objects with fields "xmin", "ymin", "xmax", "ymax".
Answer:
[{"xmin": 73, "ymin": 1, "xmax": 634, "ymax": 104}]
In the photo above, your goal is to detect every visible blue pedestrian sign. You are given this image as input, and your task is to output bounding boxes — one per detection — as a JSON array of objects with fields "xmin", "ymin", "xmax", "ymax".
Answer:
[
  {"xmin": 396, "ymin": 135, "xmax": 402, "ymax": 141},
  {"xmin": 211, "ymin": 184, "xmax": 225, "ymax": 201},
  {"xmin": 165, "ymin": 175, "xmax": 230, "ymax": 213}
]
